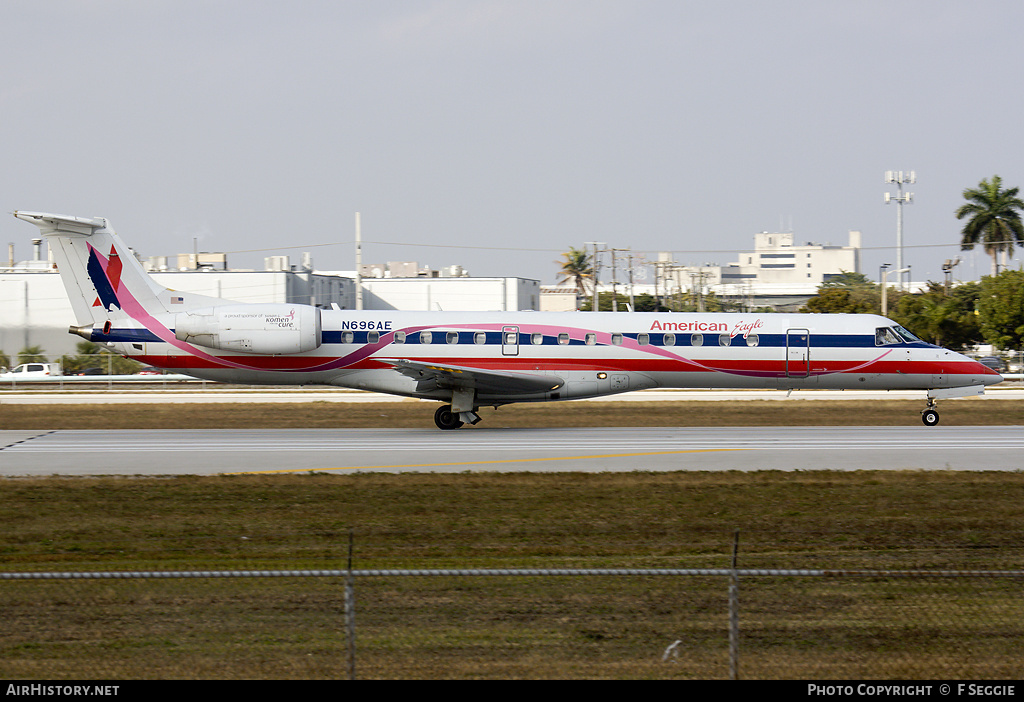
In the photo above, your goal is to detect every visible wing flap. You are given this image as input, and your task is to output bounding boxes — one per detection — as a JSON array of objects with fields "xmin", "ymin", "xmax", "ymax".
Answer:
[{"xmin": 378, "ymin": 358, "xmax": 564, "ymax": 395}]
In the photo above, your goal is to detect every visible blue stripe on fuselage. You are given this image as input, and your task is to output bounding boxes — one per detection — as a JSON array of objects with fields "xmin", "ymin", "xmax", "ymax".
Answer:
[{"xmin": 102, "ymin": 327, "xmax": 933, "ymax": 350}]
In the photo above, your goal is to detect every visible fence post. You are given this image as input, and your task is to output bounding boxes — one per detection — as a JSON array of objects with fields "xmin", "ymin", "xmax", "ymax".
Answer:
[
  {"xmin": 345, "ymin": 528, "xmax": 356, "ymax": 680},
  {"xmin": 729, "ymin": 530, "xmax": 740, "ymax": 680}
]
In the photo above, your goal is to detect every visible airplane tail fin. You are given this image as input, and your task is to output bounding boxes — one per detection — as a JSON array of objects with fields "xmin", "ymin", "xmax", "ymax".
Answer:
[{"xmin": 14, "ymin": 211, "xmax": 171, "ymax": 329}]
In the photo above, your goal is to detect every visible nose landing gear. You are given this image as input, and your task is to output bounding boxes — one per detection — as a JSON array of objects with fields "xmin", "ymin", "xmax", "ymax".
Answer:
[{"xmin": 921, "ymin": 399, "xmax": 939, "ymax": 427}]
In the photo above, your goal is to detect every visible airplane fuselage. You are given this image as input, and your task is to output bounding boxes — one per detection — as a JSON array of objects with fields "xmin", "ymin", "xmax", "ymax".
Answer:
[
  {"xmin": 97, "ymin": 309, "xmax": 999, "ymax": 405},
  {"xmin": 15, "ymin": 210, "xmax": 1001, "ymax": 429}
]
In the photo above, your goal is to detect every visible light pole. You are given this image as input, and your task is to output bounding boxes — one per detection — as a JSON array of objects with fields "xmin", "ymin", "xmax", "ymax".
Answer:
[
  {"xmin": 879, "ymin": 263, "xmax": 890, "ymax": 316},
  {"xmin": 880, "ymin": 264, "xmax": 910, "ymax": 315},
  {"xmin": 884, "ymin": 171, "xmax": 914, "ymax": 290}
]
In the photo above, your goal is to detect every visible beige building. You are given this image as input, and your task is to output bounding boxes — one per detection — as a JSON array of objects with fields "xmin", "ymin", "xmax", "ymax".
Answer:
[{"xmin": 663, "ymin": 230, "xmax": 861, "ymax": 290}]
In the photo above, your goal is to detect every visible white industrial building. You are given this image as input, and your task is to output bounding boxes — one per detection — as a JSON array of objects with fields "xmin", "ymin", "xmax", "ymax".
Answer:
[{"xmin": 1, "ymin": 246, "xmax": 540, "ymax": 358}]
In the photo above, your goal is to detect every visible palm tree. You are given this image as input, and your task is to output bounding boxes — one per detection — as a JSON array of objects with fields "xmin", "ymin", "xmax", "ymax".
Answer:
[
  {"xmin": 955, "ymin": 175, "xmax": 1024, "ymax": 275},
  {"xmin": 555, "ymin": 247, "xmax": 594, "ymax": 298},
  {"xmin": 17, "ymin": 345, "xmax": 48, "ymax": 364}
]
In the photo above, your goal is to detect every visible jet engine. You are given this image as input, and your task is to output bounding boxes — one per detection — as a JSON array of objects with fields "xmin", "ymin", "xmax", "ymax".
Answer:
[{"xmin": 175, "ymin": 304, "xmax": 322, "ymax": 355}]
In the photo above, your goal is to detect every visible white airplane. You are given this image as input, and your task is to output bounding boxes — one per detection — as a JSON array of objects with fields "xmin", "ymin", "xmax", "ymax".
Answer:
[{"xmin": 15, "ymin": 211, "xmax": 1002, "ymax": 429}]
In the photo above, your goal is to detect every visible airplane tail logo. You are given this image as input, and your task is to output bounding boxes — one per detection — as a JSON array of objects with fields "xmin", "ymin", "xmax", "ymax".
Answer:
[{"xmin": 87, "ymin": 244, "xmax": 124, "ymax": 311}]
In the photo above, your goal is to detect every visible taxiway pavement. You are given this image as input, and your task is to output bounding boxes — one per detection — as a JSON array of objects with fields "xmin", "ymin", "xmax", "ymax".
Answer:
[{"xmin": 2, "ymin": 426, "xmax": 1022, "ymax": 476}]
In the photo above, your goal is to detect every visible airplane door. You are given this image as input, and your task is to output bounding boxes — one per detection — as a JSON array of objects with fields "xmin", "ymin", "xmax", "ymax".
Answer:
[
  {"xmin": 502, "ymin": 326, "xmax": 520, "ymax": 356},
  {"xmin": 786, "ymin": 328, "xmax": 810, "ymax": 378}
]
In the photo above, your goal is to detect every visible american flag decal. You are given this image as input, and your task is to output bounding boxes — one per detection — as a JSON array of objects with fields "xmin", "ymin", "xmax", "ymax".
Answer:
[{"xmin": 171, "ymin": 296, "xmax": 184, "ymax": 304}]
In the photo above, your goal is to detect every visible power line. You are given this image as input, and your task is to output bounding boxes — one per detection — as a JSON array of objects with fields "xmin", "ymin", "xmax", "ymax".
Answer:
[{"xmin": 217, "ymin": 238, "xmax": 1014, "ymax": 257}]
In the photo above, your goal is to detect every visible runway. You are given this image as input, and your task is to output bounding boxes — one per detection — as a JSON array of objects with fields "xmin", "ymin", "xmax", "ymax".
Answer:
[{"xmin": 2, "ymin": 426, "xmax": 1022, "ymax": 476}]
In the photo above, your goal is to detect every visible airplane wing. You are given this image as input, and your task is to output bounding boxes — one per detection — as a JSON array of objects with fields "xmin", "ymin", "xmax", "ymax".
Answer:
[{"xmin": 378, "ymin": 358, "xmax": 564, "ymax": 395}]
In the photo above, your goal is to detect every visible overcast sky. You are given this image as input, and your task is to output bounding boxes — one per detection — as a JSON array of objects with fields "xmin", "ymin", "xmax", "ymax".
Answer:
[{"xmin": 4, "ymin": 0, "xmax": 1024, "ymax": 285}]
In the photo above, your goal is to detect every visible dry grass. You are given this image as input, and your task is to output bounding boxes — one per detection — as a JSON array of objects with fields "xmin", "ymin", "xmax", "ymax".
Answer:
[
  {"xmin": 2, "ymin": 470, "xmax": 1023, "ymax": 571},
  {"xmin": 1, "ymin": 397, "xmax": 1022, "ymax": 429},
  {"xmin": 2, "ymin": 471, "xmax": 1024, "ymax": 679}
]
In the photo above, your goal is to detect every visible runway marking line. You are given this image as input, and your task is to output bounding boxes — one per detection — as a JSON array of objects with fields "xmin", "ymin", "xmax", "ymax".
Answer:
[{"xmin": 229, "ymin": 448, "xmax": 747, "ymax": 474}]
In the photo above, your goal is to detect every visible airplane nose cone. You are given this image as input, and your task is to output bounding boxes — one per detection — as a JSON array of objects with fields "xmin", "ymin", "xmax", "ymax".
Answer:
[{"xmin": 978, "ymin": 363, "xmax": 1004, "ymax": 385}]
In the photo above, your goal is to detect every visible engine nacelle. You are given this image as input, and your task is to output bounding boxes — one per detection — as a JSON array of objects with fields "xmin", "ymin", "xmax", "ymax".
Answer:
[{"xmin": 174, "ymin": 304, "xmax": 322, "ymax": 355}]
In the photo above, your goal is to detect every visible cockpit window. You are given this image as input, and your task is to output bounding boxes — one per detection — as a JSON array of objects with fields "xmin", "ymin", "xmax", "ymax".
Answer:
[
  {"xmin": 892, "ymin": 325, "xmax": 921, "ymax": 343},
  {"xmin": 875, "ymin": 327, "xmax": 902, "ymax": 345}
]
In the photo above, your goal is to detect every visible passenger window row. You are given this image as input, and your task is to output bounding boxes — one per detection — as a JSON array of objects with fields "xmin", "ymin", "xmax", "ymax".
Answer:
[{"xmin": 337, "ymin": 330, "xmax": 760, "ymax": 347}]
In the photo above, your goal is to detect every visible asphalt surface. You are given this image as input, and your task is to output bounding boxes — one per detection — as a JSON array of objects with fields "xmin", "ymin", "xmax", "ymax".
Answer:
[{"xmin": 2, "ymin": 426, "xmax": 1022, "ymax": 476}]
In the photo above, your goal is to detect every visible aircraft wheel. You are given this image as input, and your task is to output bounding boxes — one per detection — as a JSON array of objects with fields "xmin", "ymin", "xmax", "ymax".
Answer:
[
  {"xmin": 434, "ymin": 404, "xmax": 464, "ymax": 430},
  {"xmin": 921, "ymin": 408, "xmax": 940, "ymax": 427}
]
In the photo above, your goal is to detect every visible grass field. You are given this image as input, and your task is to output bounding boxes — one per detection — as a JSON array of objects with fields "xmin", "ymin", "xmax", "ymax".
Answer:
[
  {"xmin": 2, "ymin": 396, "xmax": 1023, "ymax": 428},
  {"xmin": 2, "ymin": 398, "xmax": 1023, "ymax": 678}
]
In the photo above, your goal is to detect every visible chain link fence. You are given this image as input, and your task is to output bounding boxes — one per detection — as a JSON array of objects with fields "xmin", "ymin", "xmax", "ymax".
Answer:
[{"xmin": 2, "ymin": 565, "xmax": 1022, "ymax": 679}]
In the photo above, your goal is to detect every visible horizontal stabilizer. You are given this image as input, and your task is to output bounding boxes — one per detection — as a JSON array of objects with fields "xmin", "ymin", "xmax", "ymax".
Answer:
[{"xmin": 14, "ymin": 211, "xmax": 109, "ymax": 235}]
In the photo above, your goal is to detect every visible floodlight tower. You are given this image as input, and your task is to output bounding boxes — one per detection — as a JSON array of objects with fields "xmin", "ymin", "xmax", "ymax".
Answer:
[{"xmin": 884, "ymin": 171, "xmax": 915, "ymax": 290}]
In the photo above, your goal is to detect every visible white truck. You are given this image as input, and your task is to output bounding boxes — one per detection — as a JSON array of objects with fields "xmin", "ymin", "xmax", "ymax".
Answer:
[{"xmin": 0, "ymin": 362, "xmax": 64, "ymax": 380}]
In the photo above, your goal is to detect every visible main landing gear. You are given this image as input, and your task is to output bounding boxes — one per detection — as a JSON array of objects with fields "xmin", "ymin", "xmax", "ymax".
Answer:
[
  {"xmin": 921, "ymin": 399, "xmax": 940, "ymax": 427},
  {"xmin": 434, "ymin": 404, "xmax": 482, "ymax": 430},
  {"xmin": 434, "ymin": 404, "xmax": 464, "ymax": 430}
]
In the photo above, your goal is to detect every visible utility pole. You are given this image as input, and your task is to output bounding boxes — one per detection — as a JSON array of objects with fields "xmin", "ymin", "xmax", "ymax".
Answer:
[
  {"xmin": 690, "ymin": 270, "xmax": 707, "ymax": 313},
  {"xmin": 674, "ymin": 265, "xmax": 684, "ymax": 312},
  {"xmin": 627, "ymin": 250, "xmax": 635, "ymax": 311},
  {"xmin": 610, "ymin": 248, "xmax": 618, "ymax": 312},
  {"xmin": 608, "ymin": 247, "xmax": 634, "ymax": 312},
  {"xmin": 585, "ymin": 242, "xmax": 605, "ymax": 311},
  {"xmin": 355, "ymin": 212, "xmax": 363, "ymax": 311},
  {"xmin": 942, "ymin": 257, "xmax": 961, "ymax": 295},
  {"xmin": 654, "ymin": 259, "xmax": 665, "ymax": 309}
]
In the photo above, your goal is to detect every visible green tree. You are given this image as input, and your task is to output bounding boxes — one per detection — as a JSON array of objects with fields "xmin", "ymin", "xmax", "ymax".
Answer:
[
  {"xmin": 976, "ymin": 269, "xmax": 1024, "ymax": 350},
  {"xmin": 802, "ymin": 272, "xmax": 880, "ymax": 313},
  {"xmin": 0, "ymin": 350, "xmax": 10, "ymax": 370},
  {"xmin": 580, "ymin": 292, "xmax": 667, "ymax": 312},
  {"xmin": 631, "ymin": 293, "xmax": 661, "ymax": 312},
  {"xmin": 60, "ymin": 341, "xmax": 143, "ymax": 375},
  {"xmin": 554, "ymin": 247, "xmax": 594, "ymax": 298},
  {"xmin": 801, "ymin": 270, "xmax": 916, "ymax": 315},
  {"xmin": 955, "ymin": 175, "xmax": 1024, "ymax": 276},
  {"xmin": 17, "ymin": 345, "xmax": 48, "ymax": 364},
  {"xmin": 890, "ymin": 282, "xmax": 982, "ymax": 352},
  {"xmin": 656, "ymin": 287, "xmax": 738, "ymax": 312},
  {"xmin": 820, "ymin": 271, "xmax": 875, "ymax": 289},
  {"xmin": 802, "ymin": 287, "xmax": 873, "ymax": 314}
]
